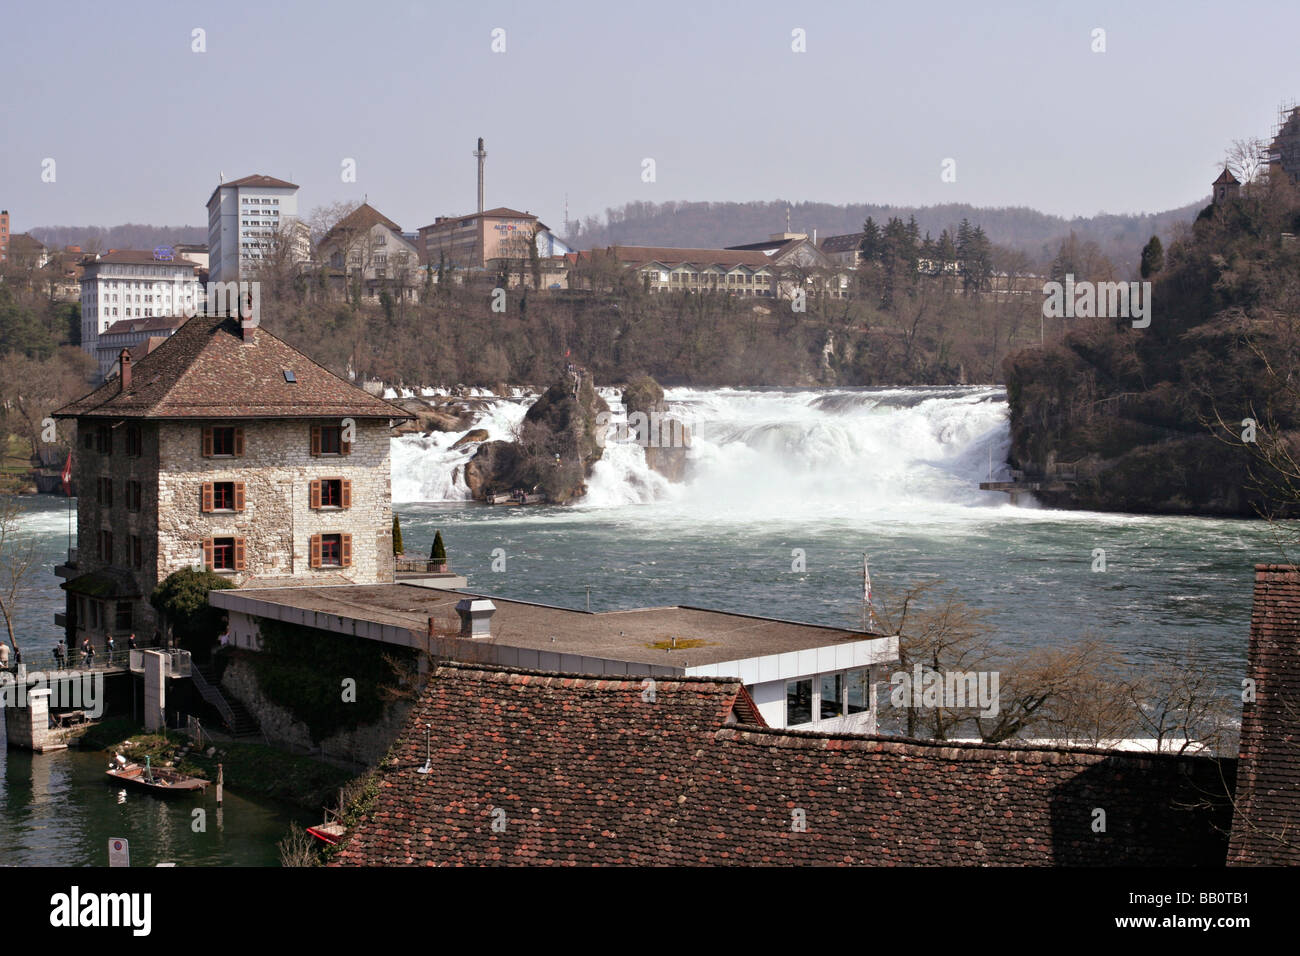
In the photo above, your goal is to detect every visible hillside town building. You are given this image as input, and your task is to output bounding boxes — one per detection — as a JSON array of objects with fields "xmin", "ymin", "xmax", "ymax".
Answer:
[
  {"xmin": 78, "ymin": 251, "xmax": 203, "ymax": 371},
  {"xmin": 317, "ymin": 203, "xmax": 421, "ymax": 301},
  {"xmin": 53, "ymin": 313, "xmax": 411, "ymax": 645},
  {"xmin": 206, "ymin": 174, "xmax": 309, "ymax": 282},
  {"xmin": 416, "ymin": 206, "xmax": 573, "ymax": 287}
]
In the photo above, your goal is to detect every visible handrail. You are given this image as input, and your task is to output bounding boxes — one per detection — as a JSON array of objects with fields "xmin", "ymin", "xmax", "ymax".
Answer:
[{"xmin": 189, "ymin": 664, "xmax": 237, "ymax": 730}]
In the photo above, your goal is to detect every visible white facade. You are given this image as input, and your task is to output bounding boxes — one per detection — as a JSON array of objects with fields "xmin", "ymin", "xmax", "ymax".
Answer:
[
  {"xmin": 79, "ymin": 257, "xmax": 201, "ymax": 361},
  {"xmin": 207, "ymin": 178, "xmax": 304, "ymax": 283}
]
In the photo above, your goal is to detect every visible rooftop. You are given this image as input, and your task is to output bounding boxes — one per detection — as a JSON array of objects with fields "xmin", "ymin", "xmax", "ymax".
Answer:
[
  {"xmin": 83, "ymin": 250, "xmax": 201, "ymax": 268},
  {"xmin": 210, "ymin": 583, "xmax": 891, "ymax": 671},
  {"xmin": 318, "ymin": 203, "xmax": 403, "ymax": 249},
  {"xmin": 54, "ymin": 314, "xmax": 412, "ymax": 421},
  {"xmin": 331, "ymin": 662, "xmax": 1234, "ymax": 867},
  {"xmin": 207, "ymin": 174, "xmax": 298, "ymax": 207}
]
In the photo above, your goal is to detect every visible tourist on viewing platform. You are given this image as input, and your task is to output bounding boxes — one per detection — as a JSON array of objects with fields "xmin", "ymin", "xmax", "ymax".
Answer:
[
  {"xmin": 0, "ymin": 641, "xmax": 9, "ymax": 671},
  {"xmin": 80, "ymin": 638, "xmax": 91, "ymax": 667},
  {"xmin": 53, "ymin": 640, "xmax": 65, "ymax": 669},
  {"xmin": 106, "ymin": 635, "xmax": 115, "ymax": 660},
  {"xmin": 85, "ymin": 640, "xmax": 95, "ymax": 669},
  {"xmin": 128, "ymin": 633, "xmax": 137, "ymax": 651}
]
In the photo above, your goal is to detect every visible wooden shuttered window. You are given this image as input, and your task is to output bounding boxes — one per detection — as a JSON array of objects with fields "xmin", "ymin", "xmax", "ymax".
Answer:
[
  {"xmin": 201, "ymin": 482, "xmax": 214, "ymax": 513},
  {"xmin": 310, "ymin": 425, "xmax": 321, "ymax": 457},
  {"xmin": 309, "ymin": 534, "xmax": 322, "ymax": 568},
  {"xmin": 309, "ymin": 480, "xmax": 321, "ymax": 509},
  {"xmin": 341, "ymin": 533, "xmax": 352, "ymax": 568},
  {"xmin": 309, "ymin": 479, "xmax": 352, "ymax": 509},
  {"xmin": 234, "ymin": 537, "xmax": 246, "ymax": 571},
  {"xmin": 234, "ymin": 482, "xmax": 246, "ymax": 511},
  {"xmin": 341, "ymin": 479, "xmax": 352, "ymax": 508},
  {"xmin": 202, "ymin": 426, "xmax": 244, "ymax": 457},
  {"xmin": 203, "ymin": 537, "xmax": 214, "ymax": 568}
]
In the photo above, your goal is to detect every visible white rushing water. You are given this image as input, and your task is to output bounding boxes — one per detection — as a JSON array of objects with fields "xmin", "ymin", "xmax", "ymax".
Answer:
[{"xmin": 391, "ymin": 385, "xmax": 1014, "ymax": 520}]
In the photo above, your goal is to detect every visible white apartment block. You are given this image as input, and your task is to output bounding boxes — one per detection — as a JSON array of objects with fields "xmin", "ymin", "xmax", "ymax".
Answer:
[
  {"xmin": 206, "ymin": 174, "xmax": 307, "ymax": 282},
  {"xmin": 79, "ymin": 251, "xmax": 202, "ymax": 363}
]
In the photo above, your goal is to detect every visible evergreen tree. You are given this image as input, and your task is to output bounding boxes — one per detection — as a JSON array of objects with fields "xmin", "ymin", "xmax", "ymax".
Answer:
[
  {"xmin": 1140, "ymin": 235, "xmax": 1164, "ymax": 279},
  {"xmin": 858, "ymin": 217, "xmax": 882, "ymax": 262},
  {"xmin": 392, "ymin": 513, "xmax": 404, "ymax": 555},
  {"xmin": 430, "ymin": 530, "xmax": 447, "ymax": 565}
]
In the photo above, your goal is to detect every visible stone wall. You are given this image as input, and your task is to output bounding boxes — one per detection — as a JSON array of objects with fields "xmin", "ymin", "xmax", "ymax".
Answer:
[
  {"xmin": 220, "ymin": 655, "xmax": 414, "ymax": 766},
  {"xmin": 155, "ymin": 418, "xmax": 394, "ymax": 587}
]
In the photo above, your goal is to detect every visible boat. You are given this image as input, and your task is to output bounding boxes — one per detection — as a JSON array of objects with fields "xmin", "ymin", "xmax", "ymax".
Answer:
[{"xmin": 105, "ymin": 754, "xmax": 208, "ymax": 795}]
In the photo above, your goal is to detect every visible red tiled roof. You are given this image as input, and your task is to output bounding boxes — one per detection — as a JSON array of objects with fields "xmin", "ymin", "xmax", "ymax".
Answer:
[
  {"xmin": 1228, "ymin": 564, "xmax": 1300, "ymax": 865},
  {"xmin": 1214, "ymin": 167, "xmax": 1241, "ymax": 186},
  {"xmin": 206, "ymin": 174, "xmax": 298, "ymax": 207},
  {"xmin": 319, "ymin": 203, "xmax": 403, "ymax": 249},
  {"xmin": 55, "ymin": 313, "xmax": 411, "ymax": 421},
  {"xmin": 821, "ymin": 233, "xmax": 864, "ymax": 253},
  {"xmin": 98, "ymin": 315, "xmax": 188, "ymax": 337},
  {"xmin": 332, "ymin": 663, "xmax": 1233, "ymax": 866}
]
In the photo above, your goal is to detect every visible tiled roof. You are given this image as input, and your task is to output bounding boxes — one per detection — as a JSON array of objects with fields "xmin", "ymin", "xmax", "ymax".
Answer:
[
  {"xmin": 821, "ymin": 233, "xmax": 864, "ymax": 253},
  {"xmin": 319, "ymin": 203, "xmax": 403, "ymax": 249},
  {"xmin": 1214, "ymin": 167, "xmax": 1241, "ymax": 186},
  {"xmin": 98, "ymin": 316, "xmax": 188, "ymax": 337},
  {"xmin": 332, "ymin": 663, "xmax": 1234, "ymax": 867},
  {"xmin": 1228, "ymin": 564, "xmax": 1300, "ymax": 865},
  {"xmin": 54, "ymin": 313, "xmax": 412, "ymax": 421},
  {"xmin": 207, "ymin": 174, "xmax": 298, "ymax": 207},
  {"xmin": 84, "ymin": 250, "xmax": 201, "ymax": 268}
]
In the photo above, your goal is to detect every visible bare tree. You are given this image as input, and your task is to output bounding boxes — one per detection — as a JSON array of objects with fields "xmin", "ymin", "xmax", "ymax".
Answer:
[{"xmin": 1225, "ymin": 137, "xmax": 1268, "ymax": 186}]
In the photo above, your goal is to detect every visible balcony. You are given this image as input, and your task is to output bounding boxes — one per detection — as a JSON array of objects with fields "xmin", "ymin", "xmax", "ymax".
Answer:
[{"xmin": 54, "ymin": 548, "xmax": 78, "ymax": 580}]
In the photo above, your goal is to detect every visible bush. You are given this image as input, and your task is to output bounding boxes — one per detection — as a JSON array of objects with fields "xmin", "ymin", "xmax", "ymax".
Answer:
[{"xmin": 149, "ymin": 569, "xmax": 235, "ymax": 650}]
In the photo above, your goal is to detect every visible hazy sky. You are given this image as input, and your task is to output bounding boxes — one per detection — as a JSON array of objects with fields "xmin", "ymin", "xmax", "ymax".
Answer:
[{"xmin": 2, "ymin": 0, "xmax": 1296, "ymax": 237}]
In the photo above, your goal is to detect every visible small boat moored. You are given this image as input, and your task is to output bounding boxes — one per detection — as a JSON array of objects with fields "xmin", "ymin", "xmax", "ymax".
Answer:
[{"xmin": 105, "ymin": 754, "xmax": 208, "ymax": 795}]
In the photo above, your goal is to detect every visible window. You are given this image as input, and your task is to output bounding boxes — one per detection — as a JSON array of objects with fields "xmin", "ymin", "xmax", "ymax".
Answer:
[
  {"xmin": 202, "ymin": 481, "xmax": 244, "ymax": 512},
  {"xmin": 846, "ymin": 669, "xmax": 870, "ymax": 715},
  {"xmin": 202, "ymin": 425, "xmax": 243, "ymax": 457},
  {"xmin": 309, "ymin": 533, "xmax": 352, "ymax": 568},
  {"xmin": 98, "ymin": 530, "xmax": 113, "ymax": 562},
  {"xmin": 129, "ymin": 535, "xmax": 144, "ymax": 569},
  {"xmin": 95, "ymin": 426, "xmax": 112, "ymax": 454},
  {"xmin": 97, "ymin": 477, "xmax": 112, "ymax": 507},
  {"xmin": 311, "ymin": 478, "xmax": 350, "ymax": 509},
  {"xmin": 82, "ymin": 430, "xmax": 94, "ymax": 450},
  {"xmin": 116, "ymin": 601, "xmax": 133, "ymax": 631},
  {"xmin": 819, "ymin": 673, "xmax": 844, "ymax": 721},
  {"xmin": 204, "ymin": 536, "xmax": 245, "ymax": 572},
  {"xmin": 786, "ymin": 678, "xmax": 813, "ymax": 726},
  {"xmin": 311, "ymin": 424, "xmax": 349, "ymax": 456}
]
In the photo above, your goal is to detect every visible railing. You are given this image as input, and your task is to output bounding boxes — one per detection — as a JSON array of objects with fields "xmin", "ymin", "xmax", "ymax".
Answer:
[
  {"xmin": 189, "ymin": 663, "xmax": 236, "ymax": 730},
  {"xmin": 396, "ymin": 558, "xmax": 451, "ymax": 573}
]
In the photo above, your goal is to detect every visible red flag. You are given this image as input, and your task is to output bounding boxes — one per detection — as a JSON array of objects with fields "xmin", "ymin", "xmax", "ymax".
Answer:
[{"xmin": 61, "ymin": 452, "xmax": 73, "ymax": 497}]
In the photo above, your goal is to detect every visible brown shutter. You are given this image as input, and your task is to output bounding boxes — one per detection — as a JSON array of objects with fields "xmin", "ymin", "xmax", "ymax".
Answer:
[
  {"xmin": 234, "ymin": 482, "xmax": 246, "ymax": 511},
  {"xmin": 309, "ymin": 479, "xmax": 321, "ymax": 509},
  {"xmin": 341, "ymin": 432, "xmax": 352, "ymax": 456},
  {"xmin": 341, "ymin": 479, "xmax": 352, "ymax": 509},
  {"xmin": 309, "ymin": 534, "xmax": 322, "ymax": 568},
  {"xmin": 233, "ymin": 427, "xmax": 244, "ymax": 457},
  {"xmin": 341, "ymin": 534, "xmax": 352, "ymax": 568},
  {"xmin": 310, "ymin": 425, "xmax": 321, "ymax": 456},
  {"xmin": 234, "ymin": 537, "xmax": 246, "ymax": 571},
  {"xmin": 201, "ymin": 482, "xmax": 214, "ymax": 513},
  {"xmin": 202, "ymin": 538, "xmax": 214, "ymax": 569},
  {"xmin": 202, "ymin": 426, "xmax": 213, "ymax": 457}
]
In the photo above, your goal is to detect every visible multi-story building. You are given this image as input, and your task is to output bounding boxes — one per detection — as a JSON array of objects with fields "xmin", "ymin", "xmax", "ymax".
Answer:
[
  {"xmin": 317, "ymin": 203, "xmax": 421, "ymax": 301},
  {"xmin": 206, "ymin": 174, "xmax": 308, "ymax": 282},
  {"xmin": 0, "ymin": 210, "xmax": 9, "ymax": 263},
  {"xmin": 416, "ymin": 206, "xmax": 574, "ymax": 278},
  {"xmin": 93, "ymin": 315, "xmax": 186, "ymax": 381},
  {"xmin": 78, "ymin": 251, "xmax": 203, "ymax": 367},
  {"xmin": 53, "ymin": 313, "xmax": 412, "ymax": 646}
]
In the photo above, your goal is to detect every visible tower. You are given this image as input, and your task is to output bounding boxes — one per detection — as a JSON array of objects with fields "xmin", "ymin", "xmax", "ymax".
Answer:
[
  {"xmin": 473, "ymin": 137, "xmax": 487, "ymax": 214},
  {"xmin": 1213, "ymin": 166, "xmax": 1240, "ymax": 204}
]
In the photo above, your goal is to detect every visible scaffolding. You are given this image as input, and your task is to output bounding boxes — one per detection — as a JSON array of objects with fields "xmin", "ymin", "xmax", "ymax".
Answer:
[{"xmin": 1267, "ymin": 99, "xmax": 1300, "ymax": 182}]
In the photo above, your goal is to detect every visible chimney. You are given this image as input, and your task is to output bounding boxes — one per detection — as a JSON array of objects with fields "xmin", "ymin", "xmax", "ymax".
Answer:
[
  {"xmin": 119, "ymin": 349, "xmax": 132, "ymax": 392},
  {"xmin": 455, "ymin": 598, "xmax": 495, "ymax": 639},
  {"xmin": 473, "ymin": 137, "xmax": 487, "ymax": 214}
]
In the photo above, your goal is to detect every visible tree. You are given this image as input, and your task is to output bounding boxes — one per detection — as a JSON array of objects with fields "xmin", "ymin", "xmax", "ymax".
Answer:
[
  {"xmin": 392, "ymin": 513, "xmax": 404, "ymax": 555},
  {"xmin": 0, "ymin": 495, "xmax": 41, "ymax": 657},
  {"xmin": 149, "ymin": 568, "xmax": 235, "ymax": 652},
  {"xmin": 430, "ymin": 530, "xmax": 447, "ymax": 566},
  {"xmin": 1225, "ymin": 137, "xmax": 1267, "ymax": 186},
  {"xmin": 1139, "ymin": 235, "xmax": 1164, "ymax": 279}
]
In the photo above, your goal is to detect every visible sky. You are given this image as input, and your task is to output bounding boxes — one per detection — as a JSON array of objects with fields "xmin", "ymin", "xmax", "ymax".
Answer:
[{"xmin": 2, "ymin": 0, "xmax": 1297, "ymax": 237}]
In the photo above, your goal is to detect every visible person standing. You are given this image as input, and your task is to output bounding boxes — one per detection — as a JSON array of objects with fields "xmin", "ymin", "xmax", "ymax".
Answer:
[
  {"xmin": 54, "ymin": 640, "xmax": 66, "ymax": 669},
  {"xmin": 80, "ymin": 638, "xmax": 90, "ymax": 667},
  {"xmin": 106, "ymin": 634, "xmax": 116, "ymax": 661},
  {"xmin": 85, "ymin": 640, "xmax": 96, "ymax": 668},
  {"xmin": 128, "ymin": 633, "xmax": 137, "ymax": 651},
  {"xmin": 0, "ymin": 641, "xmax": 9, "ymax": 672}
]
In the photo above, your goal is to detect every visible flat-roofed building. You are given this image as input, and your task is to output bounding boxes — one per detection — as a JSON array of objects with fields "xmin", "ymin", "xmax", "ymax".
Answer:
[
  {"xmin": 206, "ymin": 174, "xmax": 308, "ymax": 282},
  {"xmin": 210, "ymin": 582, "xmax": 898, "ymax": 733},
  {"xmin": 78, "ymin": 251, "xmax": 203, "ymax": 367}
]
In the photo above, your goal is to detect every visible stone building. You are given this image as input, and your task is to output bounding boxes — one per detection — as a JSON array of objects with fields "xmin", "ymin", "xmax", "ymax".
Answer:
[{"xmin": 53, "ymin": 313, "xmax": 411, "ymax": 646}]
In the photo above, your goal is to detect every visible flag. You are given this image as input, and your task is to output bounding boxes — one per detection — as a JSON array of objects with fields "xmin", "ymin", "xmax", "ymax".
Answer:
[{"xmin": 61, "ymin": 452, "xmax": 73, "ymax": 497}]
